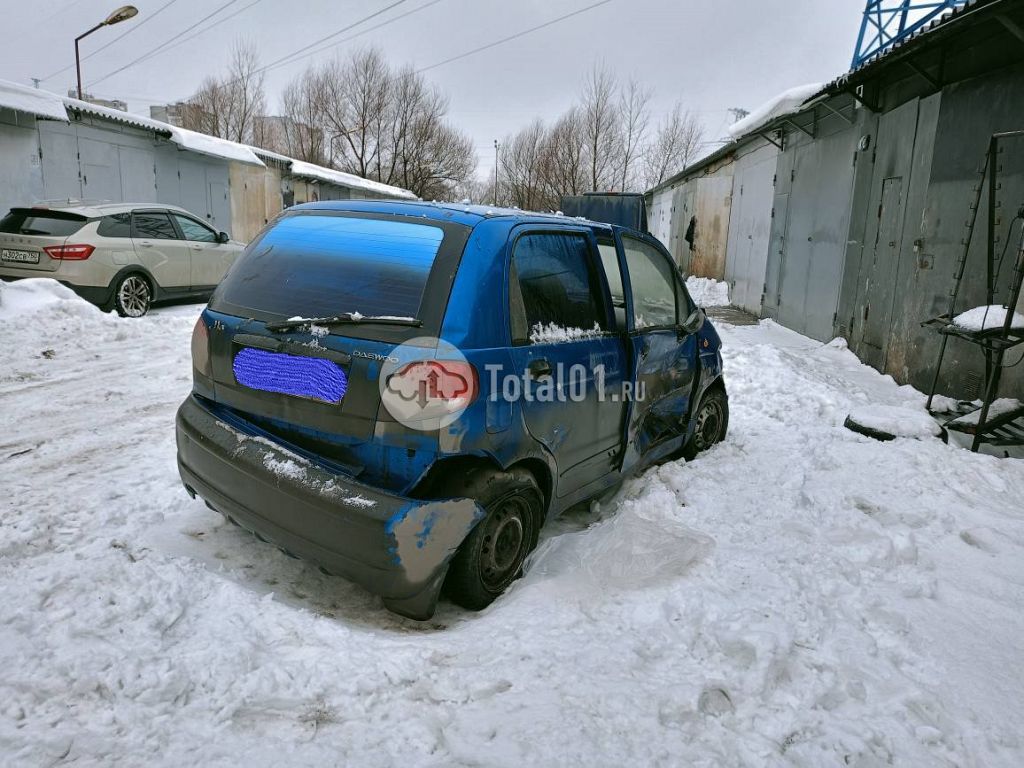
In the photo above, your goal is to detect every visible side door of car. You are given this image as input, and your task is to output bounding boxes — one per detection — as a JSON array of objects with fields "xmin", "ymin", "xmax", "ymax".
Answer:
[
  {"xmin": 506, "ymin": 226, "xmax": 629, "ymax": 498},
  {"xmin": 616, "ymin": 229, "xmax": 700, "ymax": 473},
  {"xmin": 130, "ymin": 209, "xmax": 190, "ymax": 290},
  {"xmin": 170, "ymin": 213, "xmax": 235, "ymax": 290}
]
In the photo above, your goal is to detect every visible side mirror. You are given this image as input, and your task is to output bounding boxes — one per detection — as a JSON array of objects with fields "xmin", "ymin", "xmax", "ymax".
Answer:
[
  {"xmin": 681, "ymin": 307, "xmax": 705, "ymax": 335},
  {"xmin": 217, "ymin": 231, "xmax": 230, "ymax": 244}
]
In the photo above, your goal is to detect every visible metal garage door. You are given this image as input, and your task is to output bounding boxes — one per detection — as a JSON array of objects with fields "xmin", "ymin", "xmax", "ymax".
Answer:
[{"xmin": 39, "ymin": 123, "xmax": 81, "ymax": 200}]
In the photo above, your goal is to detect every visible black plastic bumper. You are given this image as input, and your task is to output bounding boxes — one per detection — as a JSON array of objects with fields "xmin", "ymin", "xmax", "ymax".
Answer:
[{"xmin": 175, "ymin": 395, "xmax": 484, "ymax": 619}]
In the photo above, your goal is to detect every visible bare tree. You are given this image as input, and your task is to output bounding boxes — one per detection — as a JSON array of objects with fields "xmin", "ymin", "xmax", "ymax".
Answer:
[
  {"xmin": 644, "ymin": 102, "xmax": 705, "ymax": 189},
  {"xmin": 617, "ymin": 79, "xmax": 651, "ymax": 191},
  {"xmin": 501, "ymin": 119, "xmax": 547, "ymax": 210},
  {"xmin": 182, "ymin": 40, "xmax": 265, "ymax": 144},
  {"xmin": 279, "ymin": 68, "xmax": 327, "ymax": 164},
  {"xmin": 580, "ymin": 64, "xmax": 620, "ymax": 191}
]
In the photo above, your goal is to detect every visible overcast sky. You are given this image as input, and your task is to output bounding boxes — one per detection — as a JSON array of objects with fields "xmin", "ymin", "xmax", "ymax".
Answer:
[{"xmin": 2, "ymin": 0, "xmax": 867, "ymax": 177}]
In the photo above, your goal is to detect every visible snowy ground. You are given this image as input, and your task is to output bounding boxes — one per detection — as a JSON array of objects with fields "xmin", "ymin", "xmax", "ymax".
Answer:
[{"xmin": 2, "ymin": 279, "xmax": 1024, "ymax": 767}]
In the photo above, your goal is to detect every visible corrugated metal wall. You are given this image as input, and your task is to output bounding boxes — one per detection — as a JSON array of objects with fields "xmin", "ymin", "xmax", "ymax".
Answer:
[
  {"xmin": 839, "ymin": 61, "xmax": 1024, "ymax": 399},
  {"xmin": 764, "ymin": 102, "xmax": 862, "ymax": 342},
  {"xmin": 724, "ymin": 140, "xmax": 778, "ymax": 315},
  {"xmin": 0, "ymin": 109, "xmax": 44, "ymax": 215}
]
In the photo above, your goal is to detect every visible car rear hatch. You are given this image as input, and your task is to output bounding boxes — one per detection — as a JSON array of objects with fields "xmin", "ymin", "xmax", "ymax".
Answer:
[
  {"xmin": 0, "ymin": 208, "xmax": 89, "ymax": 273},
  {"xmin": 198, "ymin": 209, "xmax": 471, "ymax": 478}
]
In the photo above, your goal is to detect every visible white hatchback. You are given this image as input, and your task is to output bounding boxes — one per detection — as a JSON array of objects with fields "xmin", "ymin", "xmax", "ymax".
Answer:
[{"xmin": 0, "ymin": 202, "xmax": 244, "ymax": 317}]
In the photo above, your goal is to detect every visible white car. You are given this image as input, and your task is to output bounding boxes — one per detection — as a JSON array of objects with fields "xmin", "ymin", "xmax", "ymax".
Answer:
[{"xmin": 0, "ymin": 202, "xmax": 244, "ymax": 317}]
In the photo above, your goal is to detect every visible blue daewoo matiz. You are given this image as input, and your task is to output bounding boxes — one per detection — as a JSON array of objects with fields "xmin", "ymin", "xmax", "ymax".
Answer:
[{"xmin": 176, "ymin": 201, "xmax": 727, "ymax": 619}]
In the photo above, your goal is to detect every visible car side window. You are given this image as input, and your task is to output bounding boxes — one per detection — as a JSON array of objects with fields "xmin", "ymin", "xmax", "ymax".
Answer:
[
  {"xmin": 97, "ymin": 213, "xmax": 131, "ymax": 238},
  {"xmin": 132, "ymin": 212, "xmax": 178, "ymax": 240},
  {"xmin": 173, "ymin": 214, "xmax": 218, "ymax": 243},
  {"xmin": 621, "ymin": 235, "xmax": 678, "ymax": 330},
  {"xmin": 597, "ymin": 237, "xmax": 626, "ymax": 331},
  {"xmin": 509, "ymin": 232, "xmax": 608, "ymax": 344}
]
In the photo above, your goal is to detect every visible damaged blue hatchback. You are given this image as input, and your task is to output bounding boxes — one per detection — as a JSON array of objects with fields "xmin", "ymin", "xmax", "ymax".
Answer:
[{"xmin": 176, "ymin": 201, "xmax": 727, "ymax": 619}]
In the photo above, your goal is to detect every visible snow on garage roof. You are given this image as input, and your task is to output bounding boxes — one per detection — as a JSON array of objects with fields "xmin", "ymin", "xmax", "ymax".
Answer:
[
  {"xmin": 64, "ymin": 96, "xmax": 265, "ymax": 167},
  {"xmin": 727, "ymin": 83, "xmax": 824, "ymax": 139},
  {"xmin": 288, "ymin": 160, "xmax": 418, "ymax": 200},
  {"xmin": 0, "ymin": 79, "xmax": 69, "ymax": 122}
]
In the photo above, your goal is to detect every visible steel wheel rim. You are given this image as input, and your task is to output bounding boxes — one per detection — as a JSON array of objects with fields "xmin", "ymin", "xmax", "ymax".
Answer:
[
  {"xmin": 695, "ymin": 399, "xmax": 724, "ymax": 449},
  {"xmin": 480, "ymin": 496, "xmax": 529, "ymax": 590},
  {"xmin": 119, "ymin": 276, "xmax": 150, "ymax": 317}
]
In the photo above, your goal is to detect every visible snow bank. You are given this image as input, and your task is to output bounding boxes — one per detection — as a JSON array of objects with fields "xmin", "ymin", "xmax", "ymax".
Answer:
[
  {"xmin": 686, "ymin": 276, "xmax": 730, "ymax": 307},
  {"xmin": 952, "ymin": 304, "xmax": 1024, "ymax": 332},
  {"xmin": 727, "ymin": 83, "xmax": 823, "ymax": 139},
  {"xmin": 0, "ymin": 277, "xmax": 106, "ymax": 325},
  {"xmin": 2, "ymin": 292, "xmax": 1024, "ymax": 766},
  {"xmin": 846, "ymin": 404, "xmax": 943, "ymax": 439}
]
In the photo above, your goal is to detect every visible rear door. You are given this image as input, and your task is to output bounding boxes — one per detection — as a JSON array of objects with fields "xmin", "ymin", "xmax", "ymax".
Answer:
[
  {"xmin": 506, "ymin": 228, "xmax": 628, "ymax": 496},
  {"xmin": 131, "ymin": 210, "xmax": 189, "ymax": 289},
  {"xmin": 617, "ymin": 231, "xmax": 699, "ymax": 471},
  {"xmin": 0, "ymin": 209, "xmax": 88, "ymax": 274},
  {"xmin": 171, "ymin": 212, "xmax": 236, "ymax": 290}
]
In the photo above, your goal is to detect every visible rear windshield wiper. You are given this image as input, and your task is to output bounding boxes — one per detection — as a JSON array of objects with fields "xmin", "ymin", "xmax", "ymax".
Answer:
[{"xmin": 265, "ymin": 312, "xmax": 422, "ymax": 332}]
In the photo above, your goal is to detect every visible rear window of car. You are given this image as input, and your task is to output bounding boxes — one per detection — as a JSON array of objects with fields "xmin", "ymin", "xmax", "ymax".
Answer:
[
  {"xmin": 213, "ymin": 213, "xmax": 446, "ymax": 320},
  {"xmin": 0, "ymin": 209, "xmax": 86, "ymax": 237}
]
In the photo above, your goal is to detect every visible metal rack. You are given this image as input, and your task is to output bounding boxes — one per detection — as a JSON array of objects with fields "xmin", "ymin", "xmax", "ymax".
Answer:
[{"xmin": 922, "ymin": 130, "xmax": 1024, "ymax": 452}]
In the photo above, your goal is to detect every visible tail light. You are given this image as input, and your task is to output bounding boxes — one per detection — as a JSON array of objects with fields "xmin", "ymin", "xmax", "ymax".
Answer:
[
  {"xmin": 385, "ymin": 360, "xmax": 478, "ymax": 419},
  {"xmin": 191, "ymin": 316, "xmax": 212, "ymax": 378},
  {"xmin": 43, "ymin": 244, "xmax": 95, "ymax": 260}
]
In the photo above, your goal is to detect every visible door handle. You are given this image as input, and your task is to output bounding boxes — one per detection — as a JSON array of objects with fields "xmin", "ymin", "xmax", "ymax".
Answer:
[
  {"xmin": 527, "ymin": 358, "xmax": 552, "ymax": 379},
  {"xmin": 139, "ymin": 240, "xmax": 153, "ymax": 247}
]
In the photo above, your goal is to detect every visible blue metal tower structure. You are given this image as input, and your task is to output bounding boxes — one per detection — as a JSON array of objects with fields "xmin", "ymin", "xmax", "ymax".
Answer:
[{"xmin": 852, "ymin": 0, "xmax": 968, "ymax": 68}]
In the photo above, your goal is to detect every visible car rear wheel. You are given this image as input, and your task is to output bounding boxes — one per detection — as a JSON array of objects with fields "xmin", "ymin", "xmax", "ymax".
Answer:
[
  {"xmin": 682, "ymin": 386, "xmax": 729, "ymax": 460},
  {"xmin": 444, "ymin": 467, "xmax": 543, "ymax": 611},
  {"xmin": 114, "ymin": 273, "xmax": 151, "ymax": 318}
]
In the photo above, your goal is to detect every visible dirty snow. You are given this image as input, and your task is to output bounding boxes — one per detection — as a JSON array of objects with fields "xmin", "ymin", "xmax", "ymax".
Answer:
[
  {"xmin": 952, "ymin": 305, "xmax": 1024, "ymax": 332},
  {"xmin": 686, "ymin": 275, "xmax": 731, "ymax": 307},
  {"xmin": 947, "ymin": 398, "xmax": 1023, "ymax": 426},
  {"xmin": 2, "ymin": 278, "xmax": 1024, "ymax": 766},
  {"xmin": 846, "ymin": 404, "xmax": 944, "ymax": 439},
  {"xmin": 727, "ymin": 82, "xmax": 824, "ymax": 139}
]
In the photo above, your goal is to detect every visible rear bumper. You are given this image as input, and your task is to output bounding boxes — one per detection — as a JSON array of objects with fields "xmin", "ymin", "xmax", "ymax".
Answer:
[{"xmin": 175, "ymin": 395, "xmax": 484, "ymax": 619}]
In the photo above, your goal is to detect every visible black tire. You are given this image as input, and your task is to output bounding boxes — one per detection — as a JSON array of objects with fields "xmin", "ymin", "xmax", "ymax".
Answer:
[
  {"xmin": 682, "ymin": 385, "xmax": 729, "ymax": 460},
  {"xmin": 444, "ymin": 467, "xmax": 544, "ymax": 611},
  {"xmin": 113, "ymin": 273, "xmax": 152, "ymax": 318}
]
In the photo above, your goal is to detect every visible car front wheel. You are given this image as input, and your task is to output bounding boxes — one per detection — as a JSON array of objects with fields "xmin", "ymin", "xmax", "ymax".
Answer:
[
  {"xmin": 113, "ymin": 273, "xmax": 152, "ymax": 318},
  {"xmin": 444, "ymin": 467, "xmax": 543, "ymax": 611},
  {"xmin": 682, "ymin": 385, "xmax": 729, "ymax": 460}
]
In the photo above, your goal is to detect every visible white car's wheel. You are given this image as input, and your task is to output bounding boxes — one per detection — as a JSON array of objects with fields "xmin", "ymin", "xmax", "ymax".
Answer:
[{"xmin": 114, "ymin": 274, "xmax": 152, "ymax": 318}]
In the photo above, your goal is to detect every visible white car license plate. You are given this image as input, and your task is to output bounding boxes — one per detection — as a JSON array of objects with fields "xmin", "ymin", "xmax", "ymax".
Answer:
[{"xmin": 1, "ymin": 249, "xmax": 40, "ymax": 264}]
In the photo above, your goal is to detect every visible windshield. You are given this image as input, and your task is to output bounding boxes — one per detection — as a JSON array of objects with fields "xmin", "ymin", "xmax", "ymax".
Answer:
[{"xmin": 213, "ymin": 213, "xmax": 446, "ymax": 320}]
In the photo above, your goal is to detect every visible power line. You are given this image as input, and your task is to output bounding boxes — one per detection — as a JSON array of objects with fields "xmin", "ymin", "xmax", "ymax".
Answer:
[
  {"xmin": 263, "ymin": 0, "xmax": 444, "ymax": 75},
  {"xmin": 131, "ymin": 0, "xmax": 267, "ymax": 69},
  {"xmin": 40, "ymin": 0, "xmax": 183, "ymax": 82},
  {"xmin": 415, "ymin": 0, "xmax": 615, "ymax": 74},
  {"xmin": 88, "ymin": 0, "xmax": 244, "ymax": 88},
  {"xmin": 253, "ymin": 0, "xmax": 411, "ymax": 76}
]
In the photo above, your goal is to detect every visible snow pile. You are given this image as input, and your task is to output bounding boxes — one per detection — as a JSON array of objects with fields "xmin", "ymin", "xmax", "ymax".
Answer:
[
  {"xmin": 686, "ymin": 276, "xmax": 730, "ymax": 307},
  {"xmin": 2, "ymin": 303, "xmax": 1024, "ymax": 765},
  {"xmin": 0, "ymin": 278, "xmax": 112, "ymax": 334},
  {"xmin": 948, "ymin": 398, "xmax": 1022, "ymax": 426},
  {"xmin": 846, "ymin": 404, "xmax": 943, "ymax": 439},
  {"xmin": 727, "ymin": 83, "xmax": 823, "ymax": 139},
  {"xmin": 951, "ymin": 304, "xmax": 1024, "ymax": 332}
]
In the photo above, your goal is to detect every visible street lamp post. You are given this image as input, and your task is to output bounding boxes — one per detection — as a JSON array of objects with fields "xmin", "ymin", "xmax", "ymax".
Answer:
[{"xmin": 75, "ymin": 6, "xmax": 139, "ymax": 100}]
